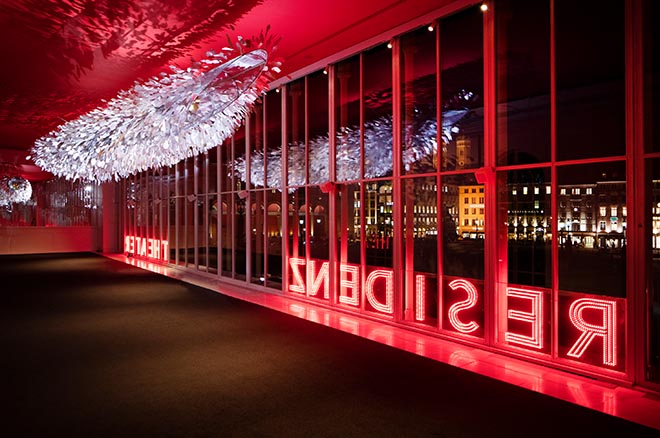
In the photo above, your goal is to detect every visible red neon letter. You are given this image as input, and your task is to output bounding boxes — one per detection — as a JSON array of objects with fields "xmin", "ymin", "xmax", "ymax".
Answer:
[
  {"xmin": 339, "ymin": 264, "xmax": 359, "ymax": 306},
  {"xmin": 415, "ymin": 274, "xmax": 426, "ymax": 321},
  {"xmin": 152, "ymin": 239, "xmax": 161, "ymax": 260},
  {"xmin": 288, "ymin": 257, "xmax": 306, "ymax": 294},
  {"xmin": 447, "ymin": 279, "xmax": 479, "ymax": 334},
  {"xmin": 161, "ymin": 240, "xmax": 169, "ymax": 261},
  {"xmin": 365, "ymin": 269, "xmax": 394, "ymax": 314},
  {"xmin": 307, "ymin": 260, "xmax": 329, "ymax": 299},
  {"xmin": 504, "ymin": 287, "xmax": 544, "ymax": 350},
  {"xmin": 124, "ymin": 236, "xmax": 131, "ymax": 253},
  {"xmin": 567, "ymin": 298, "xmax": 617, "ymax": 367}
]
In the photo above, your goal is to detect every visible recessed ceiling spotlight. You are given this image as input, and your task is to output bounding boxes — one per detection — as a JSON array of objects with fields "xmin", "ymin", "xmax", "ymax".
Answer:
[
  {"xmin": 387, "ymin": 41, "xmax": 392, "ymax": 49},
  {"xmin": 481, "ymin": 3, "xmax": 488, "ymax": 11},
  {"xmin": 428, "ymin": 24, "xmax": 434, "ymax": 32}
]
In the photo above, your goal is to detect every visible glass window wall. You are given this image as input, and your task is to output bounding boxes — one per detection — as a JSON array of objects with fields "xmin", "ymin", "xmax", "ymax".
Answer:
[
  {"xmin": 119, "ymin": 0, "xmax": 660, "ymax": 388},
  {"xmin": 335, "ymin": 55, "xmax": 360, "ymax": 182}
]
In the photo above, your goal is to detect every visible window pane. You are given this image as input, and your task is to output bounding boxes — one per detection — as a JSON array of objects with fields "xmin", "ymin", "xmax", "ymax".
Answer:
[
  {"xmin": 364, "ymin": 44, "xmax": 393, "ymax": 179},
  {"xmin": 442, "ymin": 173, "xmax": 484, "ymax": 279},
  {"xmin": 288, "ymin": 187, "xmax": 306, "ymax": 258},
  {"xmin": 440, "ymin": 6, "xmax": 484, "ymax": 171},
  {"xmin": 365, "ymin": 180, "xmax": 393, "ymax": 268},
  {"xmin": 196, "ymin": 193, "xmax": 206, "ymax": 270},
  {"xmin": 401, "ymin": 27, "xmax": 437, "ymax": 175},
  {"xmin": 167, "ymin": 166, "xmax": 176, "ymax": 264},
  {"xmin": 234, "ymin": 193, "xmax": 247, "ymax": 280},
  {"xmin": 335, "ymin": 55, "xmax": 360, "ymax": 182},
  {"xmin": 234, "ymin": 126, "xmax": 247, "ymax": 192},
  {"xmin": 208, "ymin": 147, "xmax": 218, "ymax": 194},
  {"xmin": 220, "ymin": 139, "xmax": 232, "ymax": 193},
  {"xmin": 363, "ymin": 179, "xmax": 393, "ymax": 315},
  {"xmin": 647, "ymin": 159, "xmax": 660, "ymax": 381},
  {"xmin": 126, "ymin": 177, "xmax": 136, "ymax": 241},
  {"xmin": 266, "ymin": 91, "xmax": 282, "ymax": 189},
  {"xmin": 441, "ymin": 173, "xmax": 484, "ymax": 338},
  {"xmin": 250, "ymin": 101, "xmax": 265, "ymax": 188},
  {"xmin": 220, "ymin": 193, "xmax": 233, "ymax": 277},
  {"xmin": 308, "ymin": 70, "xmax": 329, "ymax": 185},
  {"xmin": 287, "ymin": 79, "xmax": 306, "ymax": 186},
  {"xmin": 250, "ymin": 191, "xmax": 265, "ymax": 285},
  {"xmin": 176, "ymin": 197, "xmax": 185, "ymax": 266},
  {"xmin": 199, "ymin": 153, "xmax": 207, "ymax": 195},
  {"xmin": 176, "ymin": 161, "xmax": 185, "ymax": 197},
  {"xmin": 154, "ymin": 169, "xmax": 165, "ymax": 243},
  {"xmin": 499, "ymin": 168, "xmax": 552, "ymax": 288},
  {"xmin": 208, "ymin": 194, "xmax": 218, "ymax": 273},
  {"xmin": 645, "ymin": 0, "xmax": 660, "ymax": 152},
  {"xmin": 557, "ymin": 162, "xmax": 626, "ymax": 297},
  {"xmin": 496, "ymin": 0, "xmax": 550, "ymax": 165},
  {"xmin": 556, "ymin": 0, "xmax": 625, "ymax": 160},
  {"xmin": 402, "ymin": 176, "xmax": 438, "ymax": 326},
  {"xmin": 336, "ymin": 182, "xmax": 361, "ymax": 266},
  {"xmin": 308, "ymin": 186, "xmax": 329, "ymax": 261},
  {"xmin": 266, "ymin": 190, "xmax": 282, "ymax": 289},
  {"xmin": 185, "ymin": 199, "xmax": 195, "ymax": 267}
]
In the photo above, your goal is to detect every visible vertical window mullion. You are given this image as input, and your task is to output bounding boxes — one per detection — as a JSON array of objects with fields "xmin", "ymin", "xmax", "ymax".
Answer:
[
  {"xmin": 482, "ymin": 0, "xmax": 497, "ymax": 345},
  {"xmin": 550, "ymin": 0, "xmax": 559, "ymax": 361},
  {"xmin": 391, "ymin": 38, "xmax": 404, "ymax": 321}
]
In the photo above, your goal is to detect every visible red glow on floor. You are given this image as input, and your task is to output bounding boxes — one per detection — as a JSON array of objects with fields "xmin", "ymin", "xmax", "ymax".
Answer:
[{"xmin": 109, "ymin": 254, "xmax": 660, "ymax": 432}]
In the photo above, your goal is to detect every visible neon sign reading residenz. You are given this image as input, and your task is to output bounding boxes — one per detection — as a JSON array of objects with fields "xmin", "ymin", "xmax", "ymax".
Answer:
[{"xmin": 288, "ymin": 256, "xmax": 623, "ymax": 371}]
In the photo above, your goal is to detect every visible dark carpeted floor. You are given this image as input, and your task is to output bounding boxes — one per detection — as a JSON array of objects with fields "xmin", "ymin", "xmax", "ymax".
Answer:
[{"xmin": 1, "ymin": 252, "xmax": 658, "ymax": 437}]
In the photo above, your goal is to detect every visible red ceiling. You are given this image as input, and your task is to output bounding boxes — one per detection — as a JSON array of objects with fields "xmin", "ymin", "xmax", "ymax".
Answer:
[{"xmin": 0, "ymin": 0, "xmax": 452, "ymax": 180}]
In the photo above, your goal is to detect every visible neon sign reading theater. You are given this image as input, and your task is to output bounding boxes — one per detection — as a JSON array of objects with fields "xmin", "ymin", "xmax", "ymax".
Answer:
[
  {"xmin": 124, "ymin": 235, "xmax": 168, "ymax": 261},
  {"xmin": 288, "ymin": 256, "xmax": 623, "ymax": 371}
]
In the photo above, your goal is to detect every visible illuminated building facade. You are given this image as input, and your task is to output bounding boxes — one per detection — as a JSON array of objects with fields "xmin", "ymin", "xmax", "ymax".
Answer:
[
  {"xmin": 121, "ymin": 0, "xmax": 660, "ymax": 394},
  {"xmin": 457, "ymin": 184, "xmax": 485, "ymax": 238}
]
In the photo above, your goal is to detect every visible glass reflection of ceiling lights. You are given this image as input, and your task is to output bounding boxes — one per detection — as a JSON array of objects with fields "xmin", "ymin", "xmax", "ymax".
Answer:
[
  {"xmin": 30, "ymin": 32, "xmax": 281, "ymax": 183},
  {"xmin": 234, "ymin": 90, "xmax": 476, "ymax": 189},
  {"xmin": 0, "ymin": 163, "xmax": 32, "ymax": 207}
]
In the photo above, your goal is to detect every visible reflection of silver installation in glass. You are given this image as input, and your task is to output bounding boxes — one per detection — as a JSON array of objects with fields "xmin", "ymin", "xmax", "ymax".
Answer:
[
  {"xmin": 0, "ymin": 176, "xmax": 32, "ymax": 207},
  {"xmin": 233, "ymin": 107, "xmax": 469, "ymax": 189},
  {"xmin": 31, "ymin": 32, "xmax": 281, "ymax": 183}
]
